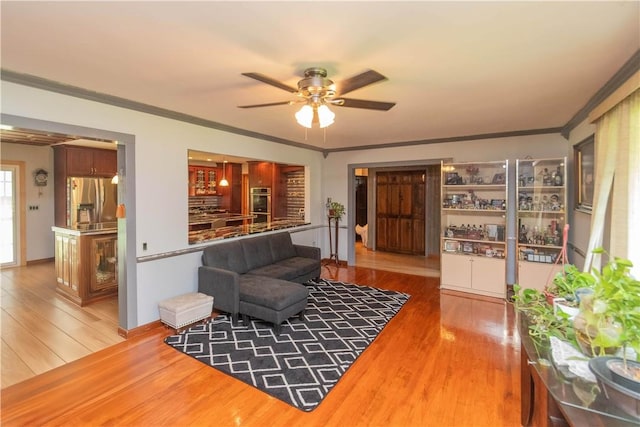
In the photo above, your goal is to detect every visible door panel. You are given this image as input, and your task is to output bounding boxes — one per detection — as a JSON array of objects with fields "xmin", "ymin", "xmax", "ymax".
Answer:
[{"xmin": 375, "ymin": 170, "xmax": 426, "ymax": 255}]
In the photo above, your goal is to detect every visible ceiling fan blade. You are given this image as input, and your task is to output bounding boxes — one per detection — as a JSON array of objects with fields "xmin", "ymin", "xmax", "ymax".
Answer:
[
  {"xmin": 238, "ymin": 101, "xmax": 293, "ymax": 109},
  {"xmin": 333, "ymin": 98, "xmax": 396, "ymax": 111},
  {"xmin": 336, "ymin": 70, "xmax": 387, "ymax": 96},
  {"xmin": 241, "ymin": 72, "xmax": 298, "ymax": 93}
]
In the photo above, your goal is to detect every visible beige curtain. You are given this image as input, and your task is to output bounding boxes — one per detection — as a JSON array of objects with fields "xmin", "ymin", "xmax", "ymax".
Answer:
[{"xmin": 584, "ymin": 89, "xmax": 640, "ymax": 275}]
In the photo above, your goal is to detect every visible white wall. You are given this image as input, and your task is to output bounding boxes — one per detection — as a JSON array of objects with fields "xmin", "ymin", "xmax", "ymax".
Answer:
[
  {"xmin": 1, "ymin": 142, "xmax": 55, "ymax": 261},
  {"xmin": 1, "ymin": 81, "xmax": 325, "ymax": 327}
]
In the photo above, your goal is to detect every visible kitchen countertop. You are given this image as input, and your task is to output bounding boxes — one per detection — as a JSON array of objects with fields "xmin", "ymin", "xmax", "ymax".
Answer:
[
  {"xmin": 52, "ymin": 223, "xmax": 118, "ymax": 236},
  {"xmin": 188, "ymin": 219, "xmax": 309, "ymax": 244}
]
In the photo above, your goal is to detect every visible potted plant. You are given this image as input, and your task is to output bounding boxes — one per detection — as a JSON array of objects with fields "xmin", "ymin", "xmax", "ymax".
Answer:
[
  {"xmin": 574, "ymin": 249, "xmax": 640, "ymax": 392},
  {"xmin": 327, "ymin": 201, "xmax": 345, "ymax": 220},
  {"xmin": 546, "ymin": 263, "xmax": 595, "ymax": 303},
  {"xmin": 513, "ymin": 284, "xmax": 576, "ymax": 352}
]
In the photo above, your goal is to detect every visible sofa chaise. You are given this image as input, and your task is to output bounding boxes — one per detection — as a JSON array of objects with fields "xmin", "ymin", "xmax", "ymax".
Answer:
[{"xmin": 198, "ymin": 232, "xmax": 320, "ymax": 334}]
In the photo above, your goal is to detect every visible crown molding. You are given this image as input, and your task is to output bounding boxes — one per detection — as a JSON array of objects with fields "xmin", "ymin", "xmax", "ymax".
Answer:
[
  {"xmin": 0, "ymin": 69, "xmax": 324, "ymax": 154},
  {"xmin": 561, "ymin": 49, "xmax": 640, "ymax": 139}
]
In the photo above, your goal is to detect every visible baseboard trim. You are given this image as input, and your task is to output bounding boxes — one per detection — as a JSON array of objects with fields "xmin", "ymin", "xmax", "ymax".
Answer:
[
  {"xmin": 26, "ymin": 257, "xmax": 54, "ymax": 265},
  {"xmin": 321, "ymin": 258, "xmax": 347, "ymax": 267},
  {"xmin": 118, "ymin": 320, "xmax": 163, "ymax": 339}
]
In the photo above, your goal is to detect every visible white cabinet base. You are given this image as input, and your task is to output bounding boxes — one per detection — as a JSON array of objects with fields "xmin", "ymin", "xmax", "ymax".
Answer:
[
  {"xmin": 441, "ymin": 253, "xmax": 506, "ymax": 299},
  {"xmin": 517, "ymin": 262, "xmax": 564, "ymax": 292}
]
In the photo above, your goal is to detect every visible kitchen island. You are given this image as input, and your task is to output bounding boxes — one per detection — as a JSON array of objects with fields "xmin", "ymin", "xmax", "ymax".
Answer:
[{"xmin": 52, "ymin": 224, "xmax": 118, "ymax": 306}]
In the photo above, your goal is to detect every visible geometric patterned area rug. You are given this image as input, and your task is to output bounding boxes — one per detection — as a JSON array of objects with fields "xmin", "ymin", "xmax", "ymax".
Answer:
[{"xmin": 164, "ymin": 278, "xmax": 410, "ymax": 411}]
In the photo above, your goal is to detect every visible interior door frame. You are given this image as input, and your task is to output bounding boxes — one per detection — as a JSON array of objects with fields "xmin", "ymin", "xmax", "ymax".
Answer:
[
  {"xmin": 1, "ymin": 113, "xmax": 137, "ymax": 330},
  {"xmin": 0, "ymin": 161, "xmax": 26, "ymax": 267},
  {"xmin": 346, "ymin": 158, "xmax": 449, "ymax": 266}
]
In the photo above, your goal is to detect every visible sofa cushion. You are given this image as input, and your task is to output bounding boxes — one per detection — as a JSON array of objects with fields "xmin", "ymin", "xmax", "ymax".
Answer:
[
  {"xmin": 273, "ymin": 257, "xmax": 319, "ymax": 277},
  {"xmin": 201, "ymin": 240, "xmax": 248, "ymax": 274},
  {"xmin": 239, "ymin": 275, "xmax": 309, "ymax": 311},
  {"xmin": 241, "ymin": 235, "xmax": 275, "ymax": 271},
  {"xmin": 269, "ymin": 232, "xmax": 297, "ymax": 262},
  {"xmin": 247, "ymin": 264, "xmax": 298, "ymax": 281}
]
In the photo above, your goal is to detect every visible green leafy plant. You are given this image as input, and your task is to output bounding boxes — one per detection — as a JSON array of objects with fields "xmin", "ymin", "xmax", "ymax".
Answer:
[
  {"xmin": 546, "ymin": 264, "xmax": 596, "ymax": 304},
  {"xmin": 513, "ymin": 284, "xmax": 576, "ymax": 352},
  {"xmin": 574, "ymin": 248, "xmax": 640, "ymax": 363},
  {"xmin": 327, "ymin": 201, "xmax": 345, "ymax": 220}
]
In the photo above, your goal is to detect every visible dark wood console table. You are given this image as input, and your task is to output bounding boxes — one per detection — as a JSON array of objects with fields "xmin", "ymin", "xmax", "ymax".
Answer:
[{"xmin": 519, "ymin": 315, "xmax": 639, "ymax": 427}]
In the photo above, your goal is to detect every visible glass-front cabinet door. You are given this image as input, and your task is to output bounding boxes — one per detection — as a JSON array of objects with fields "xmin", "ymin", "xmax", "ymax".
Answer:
[
  {"xmin": 440, "ymin": 160, "xmax": 508, "ymax": 298},
  {"xmin": 90, "ymin": 235, "xmax": 118, "ymax": 293},
  {"xmin": 516, "ymin": 157, "xmax": 567, "ymax": 290}
]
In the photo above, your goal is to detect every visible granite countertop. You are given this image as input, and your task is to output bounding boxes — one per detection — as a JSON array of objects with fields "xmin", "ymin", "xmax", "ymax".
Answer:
[
  {"xmin": 52, "ymin": 222, "xmax": 118, "ymax": 236},
  {"xmin": 188, "ymin": 219, "xmax": 310, "ymax": 244}
]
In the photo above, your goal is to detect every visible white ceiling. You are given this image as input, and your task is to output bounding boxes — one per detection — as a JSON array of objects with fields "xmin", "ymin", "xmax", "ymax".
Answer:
[{"xmin": 1, "ymin": 1, "xmax": 638, "ymax": 151}]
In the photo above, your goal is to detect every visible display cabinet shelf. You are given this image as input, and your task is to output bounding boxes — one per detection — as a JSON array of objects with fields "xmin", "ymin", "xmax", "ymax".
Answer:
[{"xmin": 516, "ymin": 157, "xmax": 567, "ymax": 291}]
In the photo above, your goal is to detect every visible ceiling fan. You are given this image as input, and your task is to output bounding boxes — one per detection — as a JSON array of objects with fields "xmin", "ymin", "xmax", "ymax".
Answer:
[{"xmin": 238, "ymin": 67, "xmax": 395, "ymax": 128}]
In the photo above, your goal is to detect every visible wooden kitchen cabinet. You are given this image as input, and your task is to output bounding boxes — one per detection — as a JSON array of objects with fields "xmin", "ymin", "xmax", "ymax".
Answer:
[
  {"xmin": 53, "ymin": 228, "xmax": 118, "ymax": 306},
  {"xmin": 53, "ymin": 145, "xmax": 118, "ymax": 226},
  {"xmin": 54, "ymin": 232, "xmax": 80, "ymax": 301},
  {"xmin": 54, "ymin": 145, "xmax": 117, "ymax": 177},
  {"xmin": 188, "ymin": 166, "xmax": 218, "ymax": 196},
  {"xmin": 248, "ymin": 161, "xmax": 274, "ymax": 188}
]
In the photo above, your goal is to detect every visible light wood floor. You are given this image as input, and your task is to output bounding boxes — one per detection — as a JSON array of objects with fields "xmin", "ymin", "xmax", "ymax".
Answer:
[
  {"xmin": 1, "ymin": 262, "xmax": 124, "ymax": 389},
  {"xmin": 1, "ymin": 264, "xmax": 520, "ymax": 426},
  {"xmin": 354, "ymin": 241, "xmax": 440, "ymax": 277}
]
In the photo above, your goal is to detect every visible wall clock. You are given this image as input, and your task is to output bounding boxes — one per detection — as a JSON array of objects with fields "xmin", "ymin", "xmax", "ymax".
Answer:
[{"xmin": 34, "ymin": 168, "xmax": 48, "ymax": 186}]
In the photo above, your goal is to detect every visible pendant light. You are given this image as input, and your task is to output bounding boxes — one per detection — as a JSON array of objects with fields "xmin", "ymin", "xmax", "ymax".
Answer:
[{"xmin": 219, "ymin": 160, "xmax": 229, "ymax": 187}]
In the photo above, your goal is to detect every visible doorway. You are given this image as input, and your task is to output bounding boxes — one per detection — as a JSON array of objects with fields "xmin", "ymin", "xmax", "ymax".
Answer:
[
  {"xmin": 0, "ymin": 113, "xmax": 136, "ymax": 331},
  {"xmin": 347, "ymin": 160, "xmax": 444, "ymax": 268},
  {"xmin": 0, "ymin": 162, "xmax": 23, "ymax": 267}
]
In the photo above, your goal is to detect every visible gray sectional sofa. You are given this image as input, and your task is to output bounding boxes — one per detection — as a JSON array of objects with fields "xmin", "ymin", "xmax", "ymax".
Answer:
[{"xmin": 198, "ymin": 232, "xmax": 320, "ymax": 334}]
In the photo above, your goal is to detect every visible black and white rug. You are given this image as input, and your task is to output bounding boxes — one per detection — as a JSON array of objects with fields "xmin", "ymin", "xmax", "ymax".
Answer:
[{"xmin": 164, "ymin": 278, "xmax": 410, "ymax": 411}]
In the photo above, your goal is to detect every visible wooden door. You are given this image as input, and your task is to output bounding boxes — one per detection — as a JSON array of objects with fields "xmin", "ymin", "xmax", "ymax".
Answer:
[
  {"xmin": 376, "ymin": 171, "xmax": 425, "ymax": 255},
  {"xmin": 376, "ymin": 173, "xmax": 389, "ymax": 250}
]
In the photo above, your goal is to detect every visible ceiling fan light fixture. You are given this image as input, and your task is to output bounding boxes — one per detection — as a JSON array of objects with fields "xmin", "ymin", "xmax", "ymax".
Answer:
[
  {"xmin": 317, "ymin": 104, "xmax": 335, "ymax": 128},
  {"xmin": 295, "ymin": 104, "xmax": 314, "ymax": 128}
]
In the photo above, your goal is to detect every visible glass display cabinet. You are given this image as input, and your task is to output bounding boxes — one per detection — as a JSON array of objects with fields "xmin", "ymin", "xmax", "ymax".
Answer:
[
  {"xmin": 516, "ymin": 157, "xmax": 567, "ymax": 291},
  {"xmin": 440, "ymin": 160, "xmax": 508, "ymax": 299}
]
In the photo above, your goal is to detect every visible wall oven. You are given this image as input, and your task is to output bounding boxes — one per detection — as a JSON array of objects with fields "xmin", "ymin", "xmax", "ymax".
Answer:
[{"xmin": 250, "ymin": 187, "xmax": 271, "ymax": 223}]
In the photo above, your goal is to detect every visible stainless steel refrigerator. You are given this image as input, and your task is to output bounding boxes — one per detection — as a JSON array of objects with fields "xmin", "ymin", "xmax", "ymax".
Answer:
[{"xmin": 67, "ymin": 177, "xmax": 118, "ymax": 226}]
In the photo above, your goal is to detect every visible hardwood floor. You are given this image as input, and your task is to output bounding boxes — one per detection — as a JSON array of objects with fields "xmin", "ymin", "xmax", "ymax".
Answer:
[
  {"xmin": 354, "ymin": 241, "xmax": 440, "ymax": 277},
  {"xmin": 1, "ymin": 264, "xmax": 521, "ymax": 426},
  {"xmin": 1, "ymin": 262, "xmax": 124, "ymax": 388}
]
